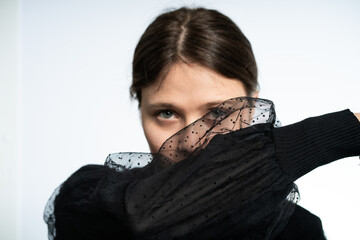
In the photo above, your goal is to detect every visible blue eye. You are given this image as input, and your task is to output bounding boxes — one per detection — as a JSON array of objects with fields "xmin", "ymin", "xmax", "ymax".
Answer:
[{"xmin": 159, "ymin": 110, "xmax": 174, "ymax": 119}]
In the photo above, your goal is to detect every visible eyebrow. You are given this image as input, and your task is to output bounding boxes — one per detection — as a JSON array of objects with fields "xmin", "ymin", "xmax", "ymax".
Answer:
[
  {"xmin": 144, "ymin": 100, "xmax": 224, "ymax": 111},
  {"xmin": 205, "ymin": 100, "xmax": 224, "ymax": 108},
  {"xmin": 145, "ymin": 102, "xmax": 177, "ymax": 110}
]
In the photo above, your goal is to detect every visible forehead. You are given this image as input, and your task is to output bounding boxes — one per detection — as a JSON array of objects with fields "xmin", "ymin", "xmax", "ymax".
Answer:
[{"xmin": 141, "ymin": 63, "xmax": 247, "ymax": 107}]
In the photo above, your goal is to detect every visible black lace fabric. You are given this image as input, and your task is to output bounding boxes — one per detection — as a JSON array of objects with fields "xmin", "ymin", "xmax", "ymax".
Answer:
[{"xmin": 44, "ymin": 97, "xmax": 299, "ymax": 240}]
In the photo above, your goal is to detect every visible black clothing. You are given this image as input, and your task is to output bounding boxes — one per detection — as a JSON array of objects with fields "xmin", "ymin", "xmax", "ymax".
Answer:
[
  {"xmin": 275, "ymin": 205, "xmax": 326, "ymax": 240},
  {"xmin": 44, "ymin": 98, "xmax": 360, "ymax": 240}
]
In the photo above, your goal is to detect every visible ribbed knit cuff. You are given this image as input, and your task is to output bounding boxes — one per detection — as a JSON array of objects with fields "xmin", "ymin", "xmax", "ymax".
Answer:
[{"xmin": 273, "ymin": 109, "xmax": 360, "ymax": 181}]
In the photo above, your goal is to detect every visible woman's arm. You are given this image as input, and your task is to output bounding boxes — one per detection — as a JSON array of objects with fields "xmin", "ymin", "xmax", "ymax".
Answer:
[{"xmin": 273, "ymin": 109, "xmax": 360, "ymax": 181}]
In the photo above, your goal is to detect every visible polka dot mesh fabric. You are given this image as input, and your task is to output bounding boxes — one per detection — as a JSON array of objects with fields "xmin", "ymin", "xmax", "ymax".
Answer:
[
  {"xmin": 106, "ymin": 97, "xmax": 281, "ymax": 169},
  {"xmin": 44, "ymin": 97, "xmax": 299, "ymax": 240}
]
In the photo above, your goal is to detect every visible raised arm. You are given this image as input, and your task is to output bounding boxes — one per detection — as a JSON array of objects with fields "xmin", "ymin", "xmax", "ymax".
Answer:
[
  {"xmin": 47, "ymin": 109, "xmax": 360, "ymax": 240},
  {"xmin": 273, "ymin": 109, "xmax": 360, "ymax": 181}
]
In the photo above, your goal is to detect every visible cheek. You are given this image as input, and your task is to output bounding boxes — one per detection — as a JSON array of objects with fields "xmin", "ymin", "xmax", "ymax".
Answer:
[{"xmin": 142, "ymin": 121, "xmax": 169, "ymax": 153}]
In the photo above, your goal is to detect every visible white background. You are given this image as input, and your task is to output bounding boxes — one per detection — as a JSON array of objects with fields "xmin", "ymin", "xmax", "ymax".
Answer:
[{"xmin": 1, "ymin": 0, "xmax": 359, "ymax": 239}]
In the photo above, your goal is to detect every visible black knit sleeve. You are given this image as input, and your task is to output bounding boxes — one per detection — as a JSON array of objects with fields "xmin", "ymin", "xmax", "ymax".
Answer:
[{"xmin": 273, "ymin": 109, "xmax": 360, "ymax": 181}]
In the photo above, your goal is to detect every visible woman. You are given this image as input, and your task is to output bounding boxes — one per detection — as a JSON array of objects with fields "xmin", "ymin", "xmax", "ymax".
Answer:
[{"xmin": 44, "ymin": 7, "xmax": 360, "ymax": 239}]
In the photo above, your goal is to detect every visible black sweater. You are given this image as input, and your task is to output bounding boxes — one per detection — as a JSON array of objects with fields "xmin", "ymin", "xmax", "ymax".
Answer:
[{"xmin": 46, "ymin": 109, "xmax": 360, "ymax": 240}]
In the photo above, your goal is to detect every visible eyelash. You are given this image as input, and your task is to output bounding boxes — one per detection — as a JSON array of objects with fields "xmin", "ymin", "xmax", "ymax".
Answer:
[
  {"xmin": 154, "ymin": 108, "xmax": 229, "ymax": 121},
  {"xmin": 209, "ymin": 108, "xmax": 228, "ymax": 119},
  {"xmin": 155, "ymin": 110, "xmax": 176, "ymax": 119}
]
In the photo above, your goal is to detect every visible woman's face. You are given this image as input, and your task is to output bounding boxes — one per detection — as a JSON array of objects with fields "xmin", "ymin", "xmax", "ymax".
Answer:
[{"xmin": 140, "ymin": 63, "xmax": 257, "ymax": 153}]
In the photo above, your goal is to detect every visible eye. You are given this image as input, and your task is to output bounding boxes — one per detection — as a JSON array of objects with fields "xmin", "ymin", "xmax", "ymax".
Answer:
[
  {"xmin": 209, "ymin": 109, "xmax": 226, "ymax": 119},
  {"xmin": 158, "ymin": 110, "xmax": 175, "ymax": 119}
]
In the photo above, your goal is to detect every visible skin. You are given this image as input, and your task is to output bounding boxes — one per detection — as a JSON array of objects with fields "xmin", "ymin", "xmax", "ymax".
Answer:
[
  {"xmin": 140, "ymin": 62, "xmax": 258, "ymax": 153},
  {"xmin": 356, "ymin": 113, "xmax": 360, "ymax": 121},
  {"xmin": 140, "ymin": 62, "xmax": 360, "ymax": 153}
]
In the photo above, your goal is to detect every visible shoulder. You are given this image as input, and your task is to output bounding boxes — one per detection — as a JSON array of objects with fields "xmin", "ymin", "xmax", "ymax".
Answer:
[{"xmin": 275, "ymin": 205, "xmax": 326, "ymax": 240}]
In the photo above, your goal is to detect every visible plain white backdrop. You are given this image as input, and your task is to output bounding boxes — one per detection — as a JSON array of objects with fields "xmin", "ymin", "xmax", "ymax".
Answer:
[{"xmin": 1, "ymin": 0, "xmax": 359, "ymax": 239}]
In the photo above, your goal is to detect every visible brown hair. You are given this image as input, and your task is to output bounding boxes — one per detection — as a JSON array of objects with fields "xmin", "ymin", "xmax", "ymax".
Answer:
[{"xmin": 131, "ymin": 7, "xmax": 258, "ymax": 106}]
